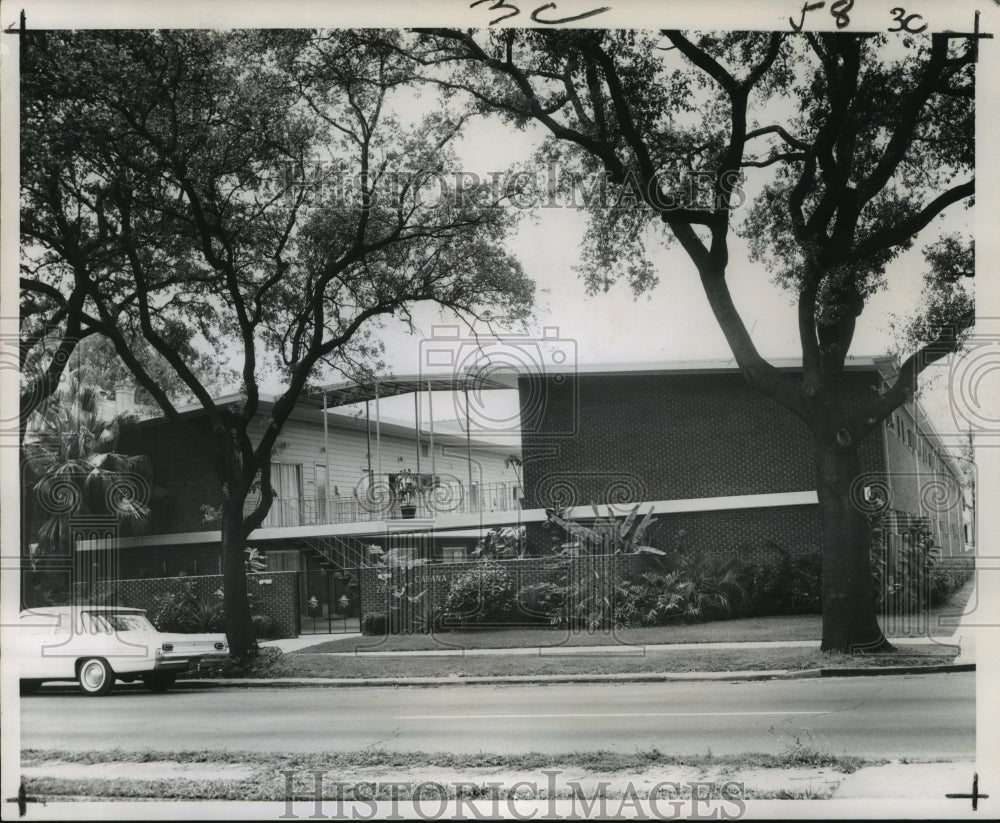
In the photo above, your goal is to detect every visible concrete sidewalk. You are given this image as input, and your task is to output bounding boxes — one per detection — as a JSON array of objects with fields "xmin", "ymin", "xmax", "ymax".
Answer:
[
  {"xmin": 261, "ymin": 633, "xmax": 360, "ymax": 653},
  {"xmin": 176, "ymin": 662, "xmax": 974, "ymax": 690},
  {"xmin": 265, "ymin": 633, "xmax": 965, "ymax": 657}
]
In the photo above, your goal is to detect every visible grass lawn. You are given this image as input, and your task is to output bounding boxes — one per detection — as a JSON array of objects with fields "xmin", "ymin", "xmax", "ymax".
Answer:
[
  {"xmin": 20, "ymin": 745, "xmax": 875, "ymax": 773},
  {"xmin": 301, "ymin": 615, "xmax": 824, "ymax": 654},
  {"xmin": 21, "ymin": 745, "xmax": 888, "ymax": 802},
  {"xmin": 249, "ymin": 643, "xmax": 959, "ymax": 680}
]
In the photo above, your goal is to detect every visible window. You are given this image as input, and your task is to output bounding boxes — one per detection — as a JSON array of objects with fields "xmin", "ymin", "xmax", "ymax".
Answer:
[
  {"xmin": 421, "ymin": 442, "xmax": 429, "ymax": 457},
  {"xmin": 442, "ymin": 546, "xmax": 467, "ymax": 563},
  {"xmin": 86, "ymin": 612, "xmax": 156, "ymax": 633},
  {"xmin": 265, "ymin": 462, "xmax": 304, "ymax": 526}
]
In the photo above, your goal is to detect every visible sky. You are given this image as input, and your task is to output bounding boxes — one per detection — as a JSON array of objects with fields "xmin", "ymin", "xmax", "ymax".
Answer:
[{"xmin": 321, "ymin": 100, "xmax": 977, "ymax": 448}]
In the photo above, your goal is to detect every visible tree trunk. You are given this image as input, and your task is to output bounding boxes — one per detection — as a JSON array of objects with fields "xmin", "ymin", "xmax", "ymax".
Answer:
[
  {"xmin": 220, "ymin": 498, "xmax": 259, "ymax": 660},
  {"xmin": 815, "ymin": 441, "xmax": 894, "ymax": 653}
]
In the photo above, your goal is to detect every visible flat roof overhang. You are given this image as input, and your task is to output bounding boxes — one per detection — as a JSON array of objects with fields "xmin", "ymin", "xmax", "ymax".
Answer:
[{"xmin": 305, "ymin": 354, "xmax": 896, "ymax": 409}]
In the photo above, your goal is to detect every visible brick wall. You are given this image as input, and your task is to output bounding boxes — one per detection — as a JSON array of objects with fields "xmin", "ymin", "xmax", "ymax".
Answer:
[
  {"xmin": 76, "ymin": 571, "xmax": 299, "ymax": 639},
  {"xmin": 519, "ymin": 370, "xmax": 884, "ymax": 560},
  {"xmin": 530, "ymin": 504, "xmax": 821, "ymax": 559},
  {"xmin": 881, "ymin": 406, "xmax": 966, "ymax": 556},
  {"xmin": 520, "ymin": 370, "xmax": 886, "ymax": 508}
]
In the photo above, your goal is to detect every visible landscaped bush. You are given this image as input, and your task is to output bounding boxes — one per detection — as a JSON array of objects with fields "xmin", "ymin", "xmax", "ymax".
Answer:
[
  {"xmin": 442, "ymin": 564, "xmax": 518, "ymax": 627},
  {"xmin": 788, "ymin": 551, "xmax": 823, "ymax": 612},
  {"xmin": 928, "ymin": 556, "xmax": 974, "ymax": 607},
  {"xmin": 870, "ymin": 524, "xmax": 938, "ymax": 614},
  {"xmin": 615, "ymin": 554, "xmax": 746, "ymax": 627},
  {"xmin": 148, "ymin": 582, "xmax": 225, "ymax": 633},
  {"xmin": 361, "ymin": 611, "xmax": 387, "ymax": 636},
  {"xmin": 516, "ymin": 581, "xmax": 566, "ymax": 624},
  {"xmin": 251, "ymin": 613, "xmax": 283, "ymax": 640},
  {"xmin": 730, "ymin": 548, "xmax": 823, "ymax": 617}
]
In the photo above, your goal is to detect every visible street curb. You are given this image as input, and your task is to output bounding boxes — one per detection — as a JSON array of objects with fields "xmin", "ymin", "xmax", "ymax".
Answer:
[
  {"xmin": 175, "ymin": 669, "xmax": 812, "ymax": 688},
  {"xmin": 166, "ymin": 663, "xmax": 972, "ymax": 690},
  {"xmin": 28, "ymin": 663, "xmax": 972, "ymax": 694},
  {"xmin": 819, "ymin": 662, "xmax": 975, "ymax": 677}
]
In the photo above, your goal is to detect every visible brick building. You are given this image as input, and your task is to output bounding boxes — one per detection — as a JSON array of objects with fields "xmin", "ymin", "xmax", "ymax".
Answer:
[
  {"xmin": 517, "ymin": 357, "xmax": 969, "ymax": 562},
  {"xmin": 70, "ymin": 357, "xmax": 968, "ymax": 635}
]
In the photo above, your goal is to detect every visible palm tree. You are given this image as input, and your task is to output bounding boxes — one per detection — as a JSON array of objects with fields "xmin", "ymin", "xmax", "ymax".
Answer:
[{"xmin": 22, "ymin": 382, "xmax": 150, "ymax": 603}]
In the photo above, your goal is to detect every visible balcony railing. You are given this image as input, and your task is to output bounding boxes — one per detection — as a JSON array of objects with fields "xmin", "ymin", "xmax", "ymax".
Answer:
[{"xmin": 247, "ymin": 481, "xmax": 523, "ymax": 528}]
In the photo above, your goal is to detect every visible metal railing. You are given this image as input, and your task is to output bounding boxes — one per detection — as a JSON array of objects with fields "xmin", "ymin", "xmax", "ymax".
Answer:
[{"xmin": 246, "ymin": 480, "xmax": 523, "ymax": 528}]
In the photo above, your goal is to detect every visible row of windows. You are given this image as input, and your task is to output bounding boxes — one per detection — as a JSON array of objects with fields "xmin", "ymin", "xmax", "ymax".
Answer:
[{"xmin": 886, "ymin": 414, "xmax": 946, "ymax": 473}]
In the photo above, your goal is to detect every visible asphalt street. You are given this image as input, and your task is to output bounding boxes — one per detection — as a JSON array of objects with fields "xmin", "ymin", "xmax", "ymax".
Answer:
[{"xmin": 20, "ymin": 672, "xmax": 974, "ymax": 759}]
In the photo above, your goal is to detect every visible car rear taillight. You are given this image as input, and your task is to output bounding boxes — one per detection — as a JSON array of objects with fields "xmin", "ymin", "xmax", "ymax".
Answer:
[{"xmin": 214, "ymin": 642, "xmax": 225, "ymax": 651}]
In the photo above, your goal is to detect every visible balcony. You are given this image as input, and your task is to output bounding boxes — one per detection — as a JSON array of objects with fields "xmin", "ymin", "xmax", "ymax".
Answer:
[{"xmin": 246, "ymin": 480, "xmax": 523, "ymax": 528}]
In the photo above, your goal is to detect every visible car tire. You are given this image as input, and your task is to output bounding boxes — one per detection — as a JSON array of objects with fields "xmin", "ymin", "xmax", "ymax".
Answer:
[
  {"xmin": 19, "ymin": 679, "xmax": 42, "ymax": 696},
  {"xmin": 143, "ymin": 672, "xmax": 176, "ymax": 693},
  {"xmin": 78, "ymin": 658, "xmax": 114, "ymax": 696}
]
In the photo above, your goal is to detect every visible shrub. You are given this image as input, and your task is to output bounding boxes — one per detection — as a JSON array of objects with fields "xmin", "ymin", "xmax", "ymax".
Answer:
[
  {"xmin": 616, "ymin": 555, "xmax": 746, "ymax": 627},
  {"xmin": 442, "ymin": 564, "xmax": 518, "ymax": 627},
  {"xmin": 471, "ymin": 527, "xmax": 525, "ymax": 560},
  {"xmin": 148, "ymin": 582, "xmax": 225, "ymax": 633},
  {"xmin": 251, "ymin": 613, "xmax": 283, "ymax": 640},
  {"xmin": 516, "ymin": 582, "xmax": 566, "ymax": 624},
  {"xmin": 928, "ymin": 556, "xmax": 974, "ymax": 607},
  {"xmin": 870, "ymin": 525, "xmax": 939, "ymax": 614},
  {"xmin": 731, "ymin": 554, "xmax": 790, "ymax": 616},
  {"xmin": 361, "ymin": 612, "xmax": 387, "ymax": 636},
  {"xmin": 729, "ymin": 549, "xmax": 823, "ymax": 617},
  {"xmin": 788, "ymin": 551, "xmax": 822, "ymax": 612},
  {"xmin": 544, "ymin": 504, "xmax": 661, "ymax": 555}
]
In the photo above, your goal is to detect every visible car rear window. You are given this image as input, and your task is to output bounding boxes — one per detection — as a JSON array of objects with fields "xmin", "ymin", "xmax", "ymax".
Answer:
[{"xmin": 84, "ymin": 612, "xmax": 154, "ymax": 633}]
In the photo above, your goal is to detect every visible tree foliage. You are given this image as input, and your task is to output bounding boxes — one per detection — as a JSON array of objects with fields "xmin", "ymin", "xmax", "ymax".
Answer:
[
  {"xmin": 20, "ymin": 29, "xmax": 535, "ymax": 655},
  {"xmin": 411, "ymin": 28, "xmax": 974, "ymax": 652},
  {"xmin": 22, "ymin": 380, "xmax": 150, "ymax": 597}
]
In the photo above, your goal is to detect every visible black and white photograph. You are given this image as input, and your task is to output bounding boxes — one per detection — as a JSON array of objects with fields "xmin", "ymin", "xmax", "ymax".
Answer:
[{"xmin": 0, "ymin": 0, "xmax": 997, "ymax": 819}]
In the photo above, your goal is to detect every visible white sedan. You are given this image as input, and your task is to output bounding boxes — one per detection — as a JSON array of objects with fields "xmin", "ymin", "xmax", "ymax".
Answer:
[{"xmin": 16, "ymin": 605, "xmax": 229, "ymax": 696}]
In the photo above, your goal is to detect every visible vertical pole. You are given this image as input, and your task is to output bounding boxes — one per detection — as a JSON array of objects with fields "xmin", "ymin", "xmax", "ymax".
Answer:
[
  {"xmin": 414, "ymin": 390, "xmax": 421, "ymax": 478},
  {"xmin": 464, "ymin": 384, "xmax": 474, "ymax": 510},
  {"xmin": 375, "ymin": 380, "xmax": 382, "ymax": 486},
  {"xmin": 323, "ymin": 390, "xmax": 330, "ymax": 525},
  {"xmin": 365, "ymin": 400, "xmax": 372, "ymax": 476},
  {"xmin": 427, "ymin": 381, "xmax": 436, "ymax": 481}
]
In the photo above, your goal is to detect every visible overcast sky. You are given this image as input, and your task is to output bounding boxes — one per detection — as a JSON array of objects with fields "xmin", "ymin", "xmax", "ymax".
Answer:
[{"xmin": 319, "ymin": 104, "xmax": 975, "ymax": 445}]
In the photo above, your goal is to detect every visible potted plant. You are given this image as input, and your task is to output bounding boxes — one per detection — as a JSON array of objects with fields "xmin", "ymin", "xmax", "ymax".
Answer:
[{"xmin": 396, "ymin": 470, "xmax": 419, "ymax": 519}]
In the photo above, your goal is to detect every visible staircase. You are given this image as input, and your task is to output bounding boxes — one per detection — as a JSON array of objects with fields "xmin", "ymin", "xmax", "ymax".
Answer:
[{"xmin": 298, "ymin": 533, "xmax": 373, "ymax": 575}]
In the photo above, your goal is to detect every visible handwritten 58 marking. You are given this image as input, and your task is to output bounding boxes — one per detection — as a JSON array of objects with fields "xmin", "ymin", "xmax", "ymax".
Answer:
[{"xmin": 790, "ymin": 1, "xmax": 927, "ymax": 33}]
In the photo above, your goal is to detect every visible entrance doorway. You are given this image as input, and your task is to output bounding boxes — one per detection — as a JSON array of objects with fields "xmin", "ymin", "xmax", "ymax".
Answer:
[{"xmin": 298, "ymin": 567, "xmax": 361, "ymax": 634}]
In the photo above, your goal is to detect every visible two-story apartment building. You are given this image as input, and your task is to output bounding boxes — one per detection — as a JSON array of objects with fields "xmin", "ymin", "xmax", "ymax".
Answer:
[
  {"xmin": 78, "ymin": 385, "xmax": 522, "ymax": 582},
  {"xmin": 71, "ymin": 357, "xmax": 968, "ymax": 634}
]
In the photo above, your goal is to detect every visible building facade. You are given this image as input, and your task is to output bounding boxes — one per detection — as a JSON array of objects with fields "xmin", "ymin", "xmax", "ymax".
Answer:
[
  {"xmin": 69, "ymin": 359, "xmax": 969, "ymax": 635},
  {"xmin": 517, "ymin": 358, "xmax": 969, "ymax": 562}
]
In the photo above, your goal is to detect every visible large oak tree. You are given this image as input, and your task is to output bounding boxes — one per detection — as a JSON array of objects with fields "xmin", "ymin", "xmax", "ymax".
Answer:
[
  {"xmin": 412, "ymin": 29, "xmax": 974, "ymax": 652},
  {"xmin": 20, "ymin": 29, "xmax": 534, "ymax": 657}
]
